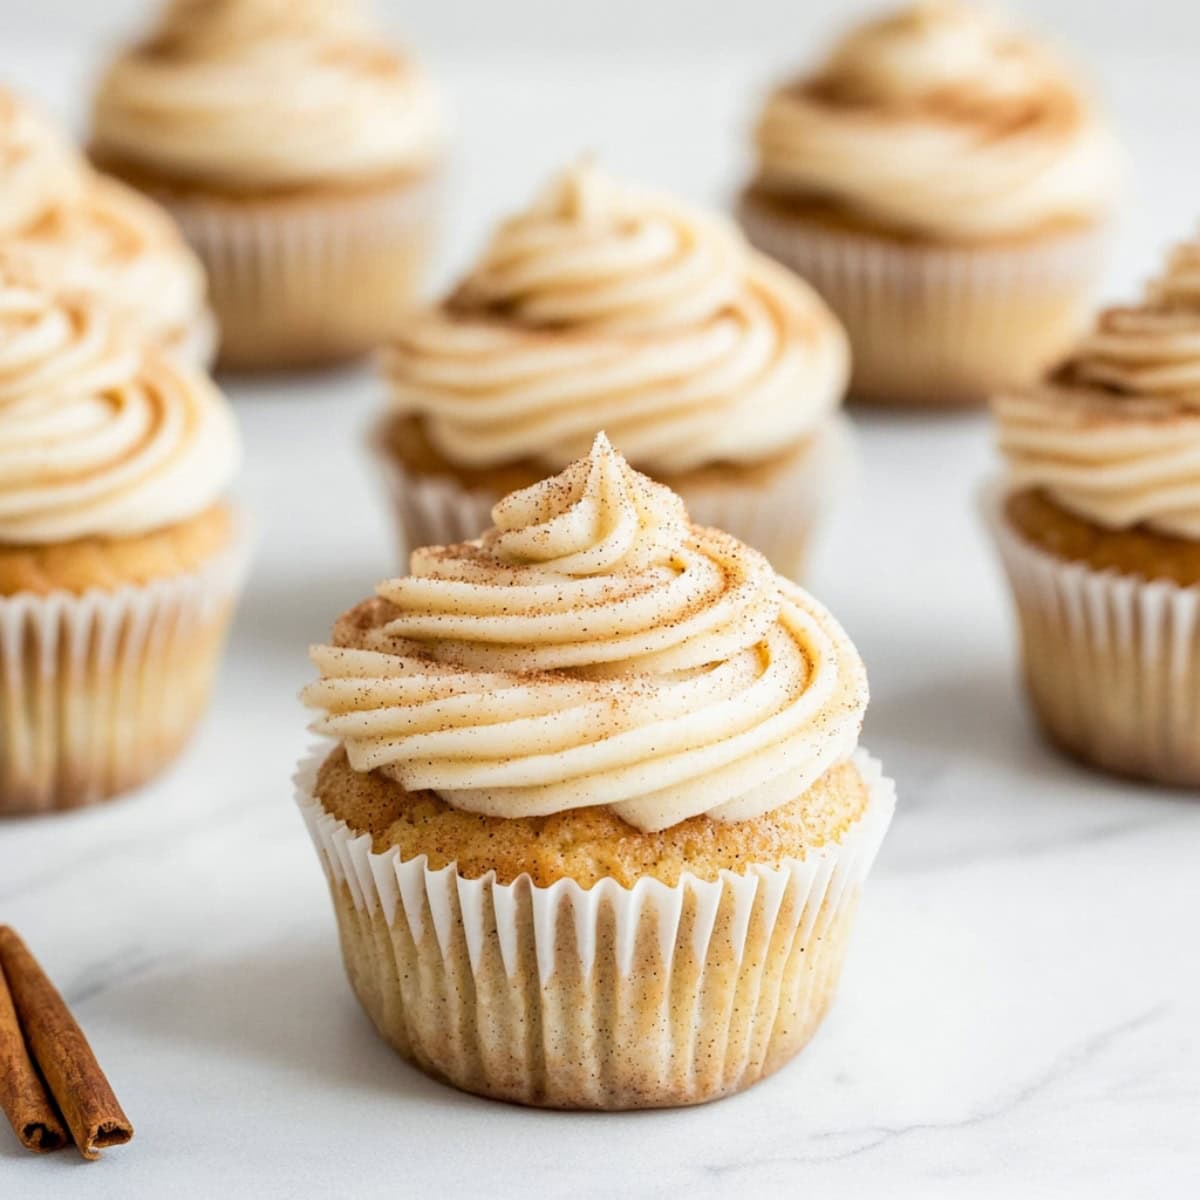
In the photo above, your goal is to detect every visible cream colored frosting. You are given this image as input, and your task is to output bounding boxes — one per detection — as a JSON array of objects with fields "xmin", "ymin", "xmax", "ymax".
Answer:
[
  {"xmin": 91, "ymin": 0, "xmax": 444, "ymax": 189},
  {"xmin": 303, "ymin": 434, "xmax": 867, "ymax": 833},
  {"xmin": 0, "ymin": 175, "xmax": 209, "ymax": 351},
  {"xmin": 386, "ymin": 163, "xmax": 848, "ymax": 474},
  {"xmin": 0, "ymin": 284, "xmax": 239, "ymax": 544},
  {"xmin": 996, "ymin": 236, "xmax": 1200, "ymax": 538},
  {"xmin": 0, "ymin": 89, "xmax": 84, "ymax": 238},
  {"xmin": 753, "ymin": 1, "xmax": 1120, "ymax": 240}
]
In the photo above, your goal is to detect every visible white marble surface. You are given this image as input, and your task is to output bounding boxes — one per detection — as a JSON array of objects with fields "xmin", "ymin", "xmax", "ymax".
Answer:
[{"xmin": 2, "ymin": 41, "xmax": 1200, "ymax": 1200}]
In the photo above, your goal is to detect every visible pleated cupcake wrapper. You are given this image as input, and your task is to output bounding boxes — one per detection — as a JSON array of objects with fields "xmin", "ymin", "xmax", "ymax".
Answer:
[
  {"xmin": 0, "ymin": 525, "xmax": 250, "ymax": 815},
  {"xmin": 160, "ymin": 173, "xmax": 440, "ymax": 370},
  {"xmin": 375, "ymin": 417, "xmax": 852, "ymax": 582},
  {"xmin": 984, "ymin": 483, "xmax": 1200, "ymax": 786},
  {"xmin": 296, "ymin": 747, "xmax": 895, "ymax": 1108},
  {"xmin": 739, "ymin": 197, "xmax": 1107, "ymax": 407}
]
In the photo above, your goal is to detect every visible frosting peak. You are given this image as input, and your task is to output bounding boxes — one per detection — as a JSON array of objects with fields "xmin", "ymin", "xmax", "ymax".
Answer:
[
  {"xmin": 484, "ymin": 433, "xmax": 689, "ymax": 575},
  {"xmin": 92, "ymin": 0, "xmax": 444, "ymax": 189},
  {"xmin": 0, "ymin": 175, "xmax": 208, "ymax": 354},
  {"xmin": 453, "ymin": 162, "xmax": 743, "ymax": 337},
  {"xmin": 303, "ymin": 437, "xmax": 868, "ymax": 833},
  {"xmin": 0, "ymin": 283, "xmax": 239, "ymax": 544},
  {"xmin": 995, "ymin": 232, "xmax": 1200, "ymax": 538},
  {"xmin": 0, "ymin": 89, "xmax": 85, "ymax": 238},
  {"xmin": 387, "ymin": 162, "xmax": 848, "ymax": 474},
  {"xmin": 753, "ymin": 1, "xmax": 1120, "ymax": 240},
  {"xmin": 1058, "ymin": 234, "xmax": 1200, "ymax": 403}
]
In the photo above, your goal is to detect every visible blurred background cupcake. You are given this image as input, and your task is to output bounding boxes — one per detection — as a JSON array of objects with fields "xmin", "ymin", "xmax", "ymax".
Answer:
[
  {"xmin": 299, "ymin": 433, "xmax": 894, "ymax": 1109},
  {"xmin": 379, "ymin": 160, "xmax": 849, "ymax": 582},
  {"xmin": 90, "ymin": 0, "xmax": 446, "ymax": 372},
  {"xmin": 0, "ymin": 85, "xmax": 213, "ymax": 365},
  {"xmin": 740, "ymin": 0, "xmax": 1123, "ymax": 408},
  {"xmin": 0, "ymin": 279, "xmax": 245, "ymax": 814},
  {"xmin": 987, "ymin": 232, "xmax": 1200, "ymax": 786}
]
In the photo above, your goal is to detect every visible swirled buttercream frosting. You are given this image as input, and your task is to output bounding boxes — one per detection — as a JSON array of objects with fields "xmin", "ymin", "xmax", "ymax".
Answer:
[
  {"xmin": 995, "ymin": 235, "xmax": 1200, "ymax": 538},
  {"xmin": 0, "ymin": 284, "xmax": 239, "ymax": 544},
  {"xmin": 385, "ymin": 162, "xmax": 848, "ymax": 474},
  {"xmin": 91, "ymin": 0, "xmax": 444, "ymax": 189},
  {"xmin": 0, "ymin": 88, "xmax": 84, "ymax": 238},
  {"xmin": 752, "ymin": 1, "xmax": 1120, "ymax": 240},
  {"xmin": 0, "ymin": 175, "xmax": 208, "ymax": 349},
  {"xmin": 303, "ymin": 434, "xmax": 868, "ymax": 833}
]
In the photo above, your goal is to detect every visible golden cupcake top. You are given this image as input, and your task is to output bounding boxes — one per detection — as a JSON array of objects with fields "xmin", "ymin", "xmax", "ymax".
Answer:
[
  {"xmin": 995, "ymin": 232, "xmax": 1200, "ymax": 538},
  {"xmin": 385, "ymin": 161, "xmax": 849, "ymax": 475},
  {"xmin": 91, "ymin": 0, "xmax": 445, "ymax": 190},
  {"xmin": 752, "ymin": 0, "xmax": 1121, "ymax": 240},
  {"xmin": 0, "ymin": 281, "xmax": 239, "ymax": 545},
  {"xmin": 303, "ymin": 434, "xmax": 868, "ymax": 834}
]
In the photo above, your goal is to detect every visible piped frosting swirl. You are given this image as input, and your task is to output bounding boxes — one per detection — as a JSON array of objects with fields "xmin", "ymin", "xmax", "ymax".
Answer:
[
  {"xmin": 752, "ymin": 1, "xmax": 1120, "ymax": 240},
  {"xmin": 0, "ymin": 175, "xmax": 208, "ymax": 352},
  {"xmin": 0, "ymin": 284, "xmax": 239, "ymax": 544},
  {"xmin": 995, "ymin": 234, "xmax": 1200, "ymax": 537},
  {"xmin": 0, "ymin": 89, "xmax": 84, "ymax": 238},
  {"xmin": 303, "ymin": 434, "xmax": 867, "ymax": 833},
  {"xmin": 385, "ymin": 162, "xmax": 848, "ymax": 474},
  {"xmin": 91, "ymin": 0, "xmax": 444, "ymax": 189}
]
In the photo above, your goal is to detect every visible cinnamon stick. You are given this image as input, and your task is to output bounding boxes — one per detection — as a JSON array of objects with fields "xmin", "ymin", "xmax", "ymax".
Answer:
[
  {"xmin": 0, "ymin": 954, "xmax": 67, "ymax": 1153},
  {"xmin": 0, "ymin": 928, "xmax": 133, "ymax": 1160}
]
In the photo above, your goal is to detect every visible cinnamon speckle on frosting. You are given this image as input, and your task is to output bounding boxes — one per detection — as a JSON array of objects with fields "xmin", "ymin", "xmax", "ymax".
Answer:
[
  {"xmin": 0, "ymin": 282, "xmax": 239, "ymax": 543},
  {"xmin": 91, "ymin": 0, "xmax": 444, "ymax": 189},
  {"xmin": 752, "ymin": 0, "xmax": 1121, "ymax": 240},
  {"xmin": 303, "ymin": 434, "xmax": 867, "ymax": 833},
  {"xmin": 384, "ymin": 161, "xmax": 848, "ymax": 474},
  {"xmin": 996, "ymin": 230, "xmax": 1200, "ymax": 537}
]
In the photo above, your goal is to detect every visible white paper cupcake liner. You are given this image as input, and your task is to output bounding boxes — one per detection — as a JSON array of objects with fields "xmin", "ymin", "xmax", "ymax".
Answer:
[
  {"xmin": 985, "ymin": 484, "xmax": 1200, "ymax": 786},
  {"xmin": 296, "ymin": 747, "xmax": 895, "ymax": 1109},
  {"xmin": 160, "ymin": 173, "xmax": 440, "ymax": 370},
  {"xmin": 375, "ymin": 417, "xmax": 852, "ymax": 582},
  {"xmin": 0, "ymin": 524, "xmax": 250, "ymax": 815},
  {"xmin": 740, "ymin": 195, "xmax": 1108, "ymax": 408}
]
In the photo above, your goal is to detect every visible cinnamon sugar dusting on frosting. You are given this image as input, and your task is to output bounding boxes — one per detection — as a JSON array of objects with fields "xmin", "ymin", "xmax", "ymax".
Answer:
[
  {"xmin": 303, "ymin": 434, "xmax": 868, "ymax": 833},
  {"xmin": 753, "ymin": 1, "xmax": 1120, "ymax": 239},
  {"xmin": 386, "ymin": 161, "xmax": 847, "ymax": 473},
  {"xmin": 92, "ymin": 0, "xmax": 443, "ymax": 188},
  {"xmin": 995, "ymin": 230, "xmax": 1200, "ymax": 537},
  {"xmin": 0, "ymin": 281, "xmax": 239, "ymax": 543},
  {"xmin": 1056, "ymin": 232, "xmax": 1200, "ymax": 404}
]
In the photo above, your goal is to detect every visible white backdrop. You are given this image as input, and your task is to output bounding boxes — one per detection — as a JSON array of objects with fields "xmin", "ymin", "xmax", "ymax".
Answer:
[{"xmin": 7, "ymin": 0, "xmax": 1200, "ymax": 56}]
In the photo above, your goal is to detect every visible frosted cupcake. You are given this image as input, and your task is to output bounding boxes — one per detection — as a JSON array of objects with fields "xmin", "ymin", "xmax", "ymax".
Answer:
[
  {"xmin": 91, "ymin": 0, "xmax": 445, "ymax": 370},
  {"xmin": 0, "ymin": 87, "xmax": 213, "ymax": 365},
  {"xmin": 380, "ymin": 161, "xmax": 849, "ymax": 581},
  {"xmin": 0, "ymin": 281, "xmax": 244, "ymax": 814},
  {"xmin": 741, "ymin": 0, "xmax": 1122, "ymax": 407},
  {"xmin": 299, "ymin": 433, "xmax": 895, "ymax": 1109},
  {"xmin": 989, "ymin": 234, "xmax": 1200, "ymax": 785}
]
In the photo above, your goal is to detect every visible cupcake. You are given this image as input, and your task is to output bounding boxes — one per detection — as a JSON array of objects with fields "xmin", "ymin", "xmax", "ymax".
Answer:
[
  {"xmin": 0, "ymin": 281, "xmax": 244, "ymax": 814},
  {"xmin": 90, "ymin": 0, "xmax": 445, "ymax": 371},
  {"xmin": 740, "ymin": 0, "xmax": 1122, "ymax": 407},
  {"xmin": 0, "ymin": 87, "xmax": 213, "ymax": 366},
  {"xmin": 988, "ymin": 233, "xmax": 1200, "ymax": 785},
  {"xmin": 299, "ymin": 433, "xmax": 895, "ymax": 1109},
  {"xmin": 379, "ymin": 161, "xmax": 850, "ymax": 582}
]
